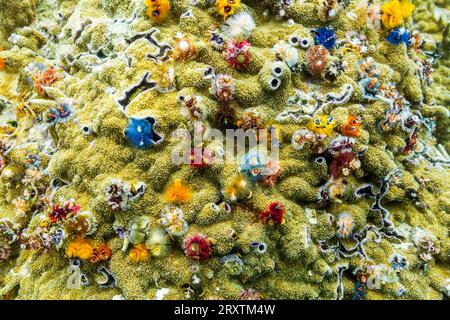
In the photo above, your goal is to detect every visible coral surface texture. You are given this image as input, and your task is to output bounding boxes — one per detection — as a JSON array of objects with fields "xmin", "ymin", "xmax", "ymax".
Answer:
[{"xmin": 0, "ymin": 0, "xmax": 449, "ymax": 300}]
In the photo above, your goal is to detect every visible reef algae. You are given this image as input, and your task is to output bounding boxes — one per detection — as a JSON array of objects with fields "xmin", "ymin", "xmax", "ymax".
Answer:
[{"xmin": 0, "ymin": 0, "xmax": 449, "ymax": 300}]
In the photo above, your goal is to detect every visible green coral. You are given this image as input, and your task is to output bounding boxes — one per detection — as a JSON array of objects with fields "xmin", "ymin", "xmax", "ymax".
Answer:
[{"xmin": 0, "ymin": 0, "xmax": 449, "ymax": 301}]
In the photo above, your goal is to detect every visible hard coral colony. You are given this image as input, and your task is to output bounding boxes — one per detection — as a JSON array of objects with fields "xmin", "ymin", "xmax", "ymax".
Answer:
[{"xmin": 0, "ymin": 0, "xmax": 449, "ymax": 302}]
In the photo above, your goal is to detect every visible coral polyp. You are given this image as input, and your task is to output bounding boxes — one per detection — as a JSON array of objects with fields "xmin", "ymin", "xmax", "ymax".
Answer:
[
  {"xmin": 145, "ymin": 0, "xmax": 171, "ymax": 22},
  {"xmin": 341, "ymin": 115, "xmax": 362, "ymax": 138},
  {"xmin": 381, "ymin": 0, "xmax": 415, "ymax": 29},
  {"xmin": 307, "ymin": 45, "xmax": 329, "ymax": 76},
  {"xmin": 0, "ymin": 0, "xmax": 449, "ymax": 302},
  {"xmin": 66, "ymin": 238, "xmax": 94, "ymax": 260},
  {"xmin": 49, "ymin": 200, "xmax": 80, "ymax": 224},
  {"xmin": 124, "ymin": 117, "xmax": 163, "ymax": 148},
  {"xmin": 160, "ymin": 205, "xmax": 188, "ymax": 237},
  {"xmin": 172, "ymin": 35, "xmax": 197, "ymax": 61},
  {"xmin": 215, "ymin": 0, "xmax": 241, "ymax": 19},
  {"xmin": 222, "ymin": 174, "xmax": 252, "ymax": 202},
  {"xmin": 165, "ymin": 179, "xmax": 192, "ymax": 203},
  {"xmin": 222, "ymin": 12, "xmax": 255, "ymax": 40},
  {"xmin": 313, "ymin": 27, "xmax": 336, "ymax": 50},
  {"xmin": 0, "ymin": 49, "xmax": 4, "ymax": 71},
  {"xmin": 25, "ymin": 63, "xmax": 62, "ymax": 96},
  {"xmin": 259, "ymin": 202, "xmax": 285, "ymax": 225},
  {"xmin": 224, "ymin": 38, "xmax": 251, "ymax": 70},
  {"xmin": 183, "ymin": 234, "xmax": 213, "ymax": 261},
  {"xmin": 211, "ymin": 73, "xmax": 235, "ymax": 102},
  {"xmin": 90, "ymin": 243, "xmax": 111, "ymax": 264},
  {"xmin": 221, "ymin": 254, "xmax": 244, "ymax": 275},
  {"xmin": 307, "ymin": 114, "xmax": 336, "ymax": 136},
  {"xmin": 129, "ymin": 244, "xmax": 150, "ymax": 263}
]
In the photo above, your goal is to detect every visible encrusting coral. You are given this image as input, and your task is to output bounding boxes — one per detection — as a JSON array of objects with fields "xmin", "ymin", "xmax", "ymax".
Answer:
[{"xmin": 0, "ymin": 0, "xmax": 449, "ymax": 301}]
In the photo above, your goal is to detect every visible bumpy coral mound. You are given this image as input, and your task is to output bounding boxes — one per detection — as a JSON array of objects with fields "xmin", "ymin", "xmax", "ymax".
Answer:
[{"xmin": 0, "ymin": 0, "xmax": 449, "ymax": 300}]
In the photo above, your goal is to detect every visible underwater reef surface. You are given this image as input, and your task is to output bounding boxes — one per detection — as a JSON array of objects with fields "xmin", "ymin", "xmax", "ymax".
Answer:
[{"xmin": 0, "ymin": 0, "xmax": 449, "ymax": 300}]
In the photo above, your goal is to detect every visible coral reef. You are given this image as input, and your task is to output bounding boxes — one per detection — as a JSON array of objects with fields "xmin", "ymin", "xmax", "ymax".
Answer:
[{"xmin": 0, "ymin": 0, "xmax": 449, "ymax": 300}]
